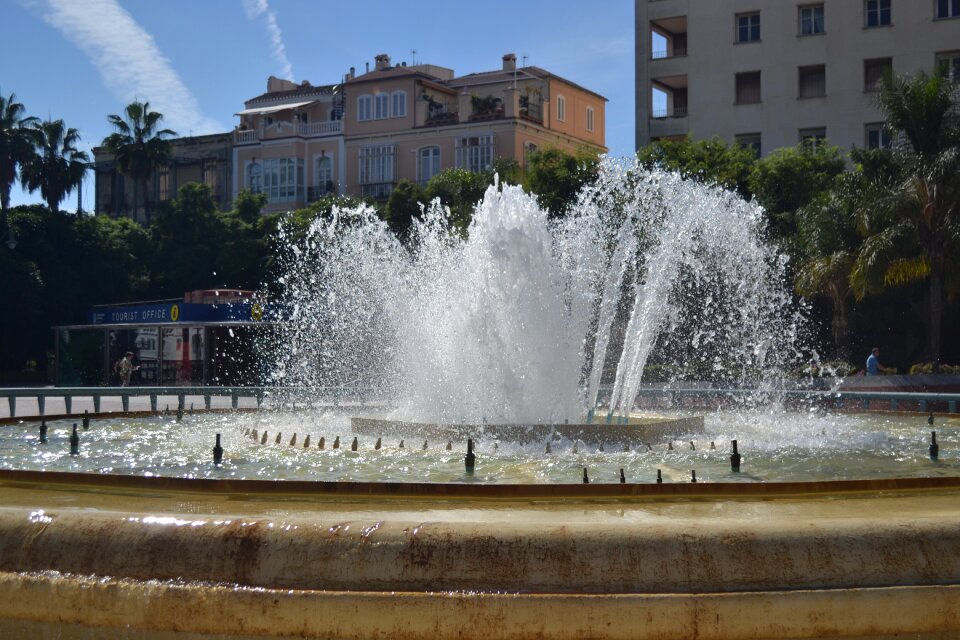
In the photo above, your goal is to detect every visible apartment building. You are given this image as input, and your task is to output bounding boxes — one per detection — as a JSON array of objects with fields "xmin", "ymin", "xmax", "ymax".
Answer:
[
  {"xmin": 234, "ymin": 53, "xmax": 607, "ymax": 211},
  {"xmin": 93, "ymin": 133, "xmax": 233, "ymax": 223},
  {"xmin": 635, "ymin": 0, "xmax": 960, "ymax": 155}
]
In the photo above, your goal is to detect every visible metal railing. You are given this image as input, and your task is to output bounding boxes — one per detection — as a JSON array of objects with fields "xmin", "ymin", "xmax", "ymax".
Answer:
[
  {"xmin": 651, "ymin": 106, "xmax": 688, "ymax": 119},
  {"xmin": 360, "ymin": 182, "xmax": 394, "ymax": 200},
  {"xmin": 234, "ymin": 121, "xmax": 342, "ymax": 144},
  {"xmin": 1, "ymin": 386, "xmax": 956, "ymax": 419},
  {"xmin": 651, "ymin": 47, "xmax": 687, "ymax": 60},
  {"xmin": 0, "ymin": 386, "xmax": 375, "ymax": 418}
]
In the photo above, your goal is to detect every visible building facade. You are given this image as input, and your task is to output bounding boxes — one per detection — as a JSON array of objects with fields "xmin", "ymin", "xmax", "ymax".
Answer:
[
  {"xmin": 635, "ymin": 0, "xmax": 960, "ymax": 155},
  {"xmin": 234, "ymin": 53, "xmax": 607, "ymax": 212},
  {"xmin": 93, "ymin": 133, "xmax": 234, "ymax": 223}
]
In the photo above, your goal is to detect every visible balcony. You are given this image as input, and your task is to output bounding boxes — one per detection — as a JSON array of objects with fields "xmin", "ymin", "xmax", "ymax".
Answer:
[
  {"xmin": 651, "ymin": 106, "xmax": 688, "ymax": 119},
  {"xmin": 234, "ymin": 120, "xmax": 342, "ymax": 145},
  {"xmin": 307, "ymin": 183, "xmax": 336, "ymax": 202},
  {"xmin": 651, "ymin": 47, "xmax": 687, "ymax": 60},
  {"xmin": 360, "ymin": 182, "xmax": 394, "ymax": 200}
]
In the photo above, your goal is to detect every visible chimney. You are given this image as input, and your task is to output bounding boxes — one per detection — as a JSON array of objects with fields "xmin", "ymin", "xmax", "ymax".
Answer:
[
  {"xmin": 349, "ymin": 66, "xmax": 356, "ymax": 80},
  {"xmin": 375, "ymin": 54, "xmax": 391, "ymax": 71},
  {"xmin": 502, "ymin": 53, "xmax": 517, "ymax": 71}
]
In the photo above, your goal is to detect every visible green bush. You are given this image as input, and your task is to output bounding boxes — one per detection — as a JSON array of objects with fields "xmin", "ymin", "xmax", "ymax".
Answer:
[{"xmin": 909, "ymin": 362, "xmax": 960, "ymax": 375}]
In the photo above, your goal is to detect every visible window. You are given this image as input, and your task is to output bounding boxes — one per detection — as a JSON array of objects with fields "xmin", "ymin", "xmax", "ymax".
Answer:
[
  {"xmin": 735, "ymin": 133, "xmax": 762, "ymax": 157},
  {"xmin": 864, "ymin": 58, "xmax": 892, "ymax": 91},
  {"xmin": 735, "ymin": 71, "xmax": 761, "ymax": 104},
  {"xmin": 937, "ymin": 0, "xmax": 960, "ymax": 18},
  {"xmin": 865, "ymin": 123, "xmax": 892, "ymax": 149},
  {"xmin": 315, "ymin": 156, "xmax": 333, "ymax": 194},
  {"xmin": 158, "ymin": 166, "xmax": 170, "ymax": 201},
  {"xmin": 359, "ymin": 145, "xmax": 395, "ymax": 197},
  {"xmin": 799, "ymin": 127, "xmax": 827, "ymax": 149},
  {"xmin": 524, "ymin": 141, "xmax": 539, "ymax": 168},
  {"xmin": 737, "ymin": 13, "xmax": 760, "ymax": 43},
  {"xmin": 799, "ymin": 5, "xmax": 825, "ymax": 35},
  {"xmin": 391, "ymin": 91, "xmax": 407, "ymax": 118},
  {"xmin": 455, "ymin": 135, "xmax": 495, "ymax": 172},
  {"xmin": 357, "ymin": 95, "xmax": 372, "ymax": 121},
  {"xmin": 557, "ymin": 95, "xmax": 566, "ymax": 122},
  {"xmin": 798, "ymin": 65, "xmax": 826, "ymax": 98},
  {"xmin": 203, "ymin": 158, "xmax": 218, "ymax": 193},
  {"xmin": 374, "ymin": 93, "xmax": 389, "ymax": 120},
  {"xmin": 865, "ymin": 0, "xmax": 891, "ymax": 26},
  {"xmin": 586, "ymin": 106, "xmax": 595, "ymax": 132},
  {"xmin": 246, "ymin": 161, "xmax": 262, "ymax": 193},
  {"xmin": 936, "ymin": 50, "xmax": 960, "ymax": 82},
  {"xmin": 417, "ymin": 146, "xmax": 441, "ymax": 185},
  {"xmin": 259, "ymin": 157, "xmax": 303, "ymax": 203}
]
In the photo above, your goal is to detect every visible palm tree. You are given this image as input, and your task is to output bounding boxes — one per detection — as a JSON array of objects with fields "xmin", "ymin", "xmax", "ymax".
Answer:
[
  {"xmin": 19, "ymin": 119, "xmax": 90, "ymax": 215},
  {"xmin": 0, "ymin": 92, "xmax": 38, "ymax": 226},
  {"xmin": 850, "ymin": 70, "xmax": 960, "ymax": 366},
  {"xmin": 103, "ymin": 101, "xmax": 175, "ymax": 225}
]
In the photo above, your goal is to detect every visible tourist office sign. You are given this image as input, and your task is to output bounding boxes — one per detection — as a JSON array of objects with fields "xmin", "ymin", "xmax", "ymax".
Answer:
[{"xmin": 86, "ymin": 302, "xmax": 263, "ymax": 325}]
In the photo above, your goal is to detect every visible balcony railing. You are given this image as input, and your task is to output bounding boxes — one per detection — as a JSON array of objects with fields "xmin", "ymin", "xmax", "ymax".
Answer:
[
  {"xmin": 360, "ymin": 182, "xmax": 394, "ymax": 200},
  {"xmin": 519, "ymin": 101, "xmax": 543, "ymax": 124},
  {"xmin": 651, "ymin": 47, "xmax": 687, "ymax": 60},
  {"xmin": 234, "ymin": 120, "xmax": 342, "ymax": 144},
  {"xmin": 651, "ymin": 106, "xmax": 688, "ymax": 119},
  {"xmin": 307, "ymin": 183, "xmax": 336, "ymax": 202}
]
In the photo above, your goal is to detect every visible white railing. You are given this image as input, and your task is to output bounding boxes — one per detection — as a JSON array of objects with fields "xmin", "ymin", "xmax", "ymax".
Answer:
[
  {"xmin": 299, "ymin": 121, "xmax": 342, "ymax": 137},
  {"xmin": 234, "ymin": 121, "xmax": 343, "ymax": 144}
]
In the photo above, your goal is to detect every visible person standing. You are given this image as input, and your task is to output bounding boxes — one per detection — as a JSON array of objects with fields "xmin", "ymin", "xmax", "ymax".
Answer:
[
  {"xmin": 117, "ymin": 352, "xmax": 140, "ymax": 386},
  {"xmin": 865, "ymin": 348, "xmax": 887, "ymax": 376}
]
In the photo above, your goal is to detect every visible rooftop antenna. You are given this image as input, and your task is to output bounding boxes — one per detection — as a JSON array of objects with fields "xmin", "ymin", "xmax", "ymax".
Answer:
[
  {"xmin": 411, "ymin": 49, "xmax": 418, "ymax": 66},
  {"xmin": 522, "ymin": 54, "xmax": 529, "ymax": 68}
]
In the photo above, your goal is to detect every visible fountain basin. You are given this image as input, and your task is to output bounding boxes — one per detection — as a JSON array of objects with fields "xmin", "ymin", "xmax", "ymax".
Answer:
[{"xmin": 0, "ymin": 470, "xmax": 959, "ymax": 639}]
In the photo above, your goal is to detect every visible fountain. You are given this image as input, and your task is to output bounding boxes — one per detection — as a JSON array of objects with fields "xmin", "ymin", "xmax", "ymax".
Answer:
[{"xmin": 0, "ymin": 159, "xmax": 959, "ymax": 639}]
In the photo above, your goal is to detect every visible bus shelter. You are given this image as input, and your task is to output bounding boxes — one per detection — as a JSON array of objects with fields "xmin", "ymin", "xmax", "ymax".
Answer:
[{"xmin": 53, "ymin": 291, "xmax": 274, "ymax": 387}]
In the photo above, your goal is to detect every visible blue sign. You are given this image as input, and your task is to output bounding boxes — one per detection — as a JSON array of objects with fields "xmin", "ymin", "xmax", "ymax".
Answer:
[{"xmin": 86, "ymin": 302, "xmax": 251, "ymax": 325}]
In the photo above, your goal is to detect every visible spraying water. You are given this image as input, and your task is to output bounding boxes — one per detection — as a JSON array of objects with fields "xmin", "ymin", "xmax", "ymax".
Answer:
[{"xmin": 269, "ymin": 159, "xmax": 804, "ymax": 424}]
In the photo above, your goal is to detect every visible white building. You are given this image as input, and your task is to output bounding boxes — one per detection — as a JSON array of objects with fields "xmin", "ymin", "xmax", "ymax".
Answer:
[{"xmin": 635, "ymin": 0, "xmax": 960, "ymax": 155}]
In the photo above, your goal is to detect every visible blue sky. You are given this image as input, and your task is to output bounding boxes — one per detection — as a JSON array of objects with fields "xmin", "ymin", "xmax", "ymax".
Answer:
[{"xmin": 2, "ymin": 0, "xmax": 635, "ymax": 211}]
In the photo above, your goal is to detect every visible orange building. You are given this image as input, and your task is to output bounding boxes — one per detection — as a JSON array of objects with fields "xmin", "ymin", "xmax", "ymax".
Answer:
[{"xmin": 233, "ymin": 53, "xmax": 607, "ymax": 211}]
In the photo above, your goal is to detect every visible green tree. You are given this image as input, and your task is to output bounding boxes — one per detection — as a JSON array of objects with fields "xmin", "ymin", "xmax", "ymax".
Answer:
[
  {"xmin": 384, "ymin": 179, "xmax": 425, "ymax": 239},
  {"xmin": 423, "ymin": 167, "xmax": 491, "ymax": 232},
  {"xmin": 636, "ymin": 136, "xmax": 756, "ymax": 198},
  {"xmin": 749, "ymin": 142, "xmax": 846, "ymax": 248},
  {"xmin": 524, "ymin": 147, "xmax": 600, "ymax": 217},
  {"xmin": 103, "ymin": 101, "xmax": 175, "ymax": 225},
  {"xmin": 0, "ymin": 92, "xmax": 38, "ymax": 224},
  {"xmin": 19, "ymin": 119, "xmax": 89, "ymax": 215},
  {"xmin": 850, "ymin": 69, "xmax": 960, "ymax": 364}
]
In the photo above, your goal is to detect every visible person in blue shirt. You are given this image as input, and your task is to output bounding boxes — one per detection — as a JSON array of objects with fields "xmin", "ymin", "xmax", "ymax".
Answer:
[{"xmin": 865, "ymin": 347, "xmax": 886, "ymax": 376}]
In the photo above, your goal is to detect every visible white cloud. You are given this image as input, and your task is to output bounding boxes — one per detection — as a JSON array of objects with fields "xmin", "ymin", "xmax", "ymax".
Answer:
[
  {"xmin": 36, "ymin": 0, "xmax": 223, "ymax": 135},
  {"xmin": 242, "ymin": 0, "xmax": 294, "ymax": 81}
]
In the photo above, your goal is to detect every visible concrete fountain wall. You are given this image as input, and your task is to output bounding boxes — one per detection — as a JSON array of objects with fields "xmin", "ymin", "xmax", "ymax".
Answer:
[{"xmin": 1, "ymin": 469, "xmax": 959, "ymax": 639}]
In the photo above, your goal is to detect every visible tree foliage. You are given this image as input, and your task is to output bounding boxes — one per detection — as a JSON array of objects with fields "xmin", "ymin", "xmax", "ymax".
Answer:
[
  {"xmin": 523, "ymin": 147, "xmax": 599, "ymax": 217},
  {"xmin": 102, "ymin": 101, "xmax": 175, "ymax": 225},
  {"xmin": 18, "ymin": 119, "xmax": 89, "ymax": 215},
  {"xmin": 636, "ymin": 136, "xmax": 756, "ymax": 198},
  {"xmin": 0, "ymin": 92, "xmax": 38, "ymax": 219}
]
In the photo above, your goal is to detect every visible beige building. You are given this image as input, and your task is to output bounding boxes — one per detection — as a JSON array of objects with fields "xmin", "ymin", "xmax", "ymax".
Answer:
[
  {"xmin": 233, "ymin": 53, "xmax": 607, "ymax": 211},
  {"xmin": 94, "ymin": 133, "xmax": 234, "ymax": 223},
  {"xmin": 635, "ymin": 0, "xmax": 960, "ymax": 155}
]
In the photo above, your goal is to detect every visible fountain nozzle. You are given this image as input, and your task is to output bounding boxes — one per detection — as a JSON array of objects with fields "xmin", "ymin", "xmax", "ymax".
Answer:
[
  {"xmin": 82, "ymin": 410, "xmax": 90, "ymax": 430},
  {"xmin": 39, "ymin": 420, "xmax": 48, "ymax": 444},
  {"xmin": 930, "ymin": 431, "xmax": 939, "ymax": 460},
  {"xmin": 582, "ymin": 468, "xmax": 589, "ymax": 484},
  {"xmin": 213, "ymin": 434, "xmax": 223, "ymax": 465},
  {"xmin": 619, "ymin": 468, "xmax": 626, "ymax": 484},
  {"xmin": 465, "ymin": 439, "xmax": 476, "ymax": 474},
  {"xmin": 69, "ymin": 424, "xmax": 79, "ymax": 456},
  {"xmin": 656, "ymin": 469, "xmax": 662, "ymax": 484},
  {"xmin": 731, "ymin": 439, "xmax": 742, "ymax": 473}
]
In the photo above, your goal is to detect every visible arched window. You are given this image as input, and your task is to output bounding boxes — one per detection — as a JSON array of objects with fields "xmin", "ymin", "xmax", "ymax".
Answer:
[
  {"xmin": 418, "ymin": 146, "xmax": 440, "ymax": 185},
  {"xmin": 316, "ymin": 156, "xmax": 333, "ymax": 195},
  {"xmin": 391, "ymin": 90, "xmax": 407, "ymax": 118},
  {"xmin": 357, "ymin": 95, "xmax": 372, "ymax": 121},
  {"xmin": 247, "ymin": 161, "xmax": 262, "ymax": 193}
]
